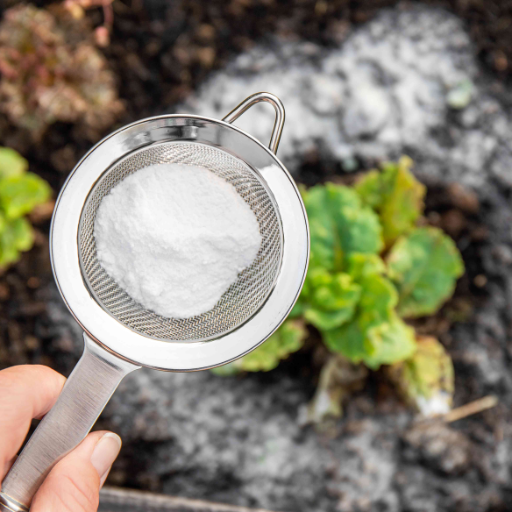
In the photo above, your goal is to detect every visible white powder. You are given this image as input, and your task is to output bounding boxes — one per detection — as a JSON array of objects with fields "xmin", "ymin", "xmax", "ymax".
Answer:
[{"xmin": 94, "ymin": 164, "xmax": 261, "ymax": 319}]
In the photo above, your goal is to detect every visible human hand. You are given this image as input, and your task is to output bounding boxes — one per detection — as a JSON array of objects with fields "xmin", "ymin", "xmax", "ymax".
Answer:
[{"xmin": 0, "ymin": 365, "xmax": 121, "ymax": 511}]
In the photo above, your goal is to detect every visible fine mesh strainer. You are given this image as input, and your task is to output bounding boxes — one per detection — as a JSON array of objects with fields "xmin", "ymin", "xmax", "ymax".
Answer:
[
  {"xmin": 79, "ymin": 141, "xmax": 282, "ymax": 342},
  {"xmin": 0, "ymin": 92, "xmax": 309, "ymax": 512}
]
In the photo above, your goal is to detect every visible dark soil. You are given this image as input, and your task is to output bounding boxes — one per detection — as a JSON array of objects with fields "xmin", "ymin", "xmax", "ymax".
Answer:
[
  {"xmin": 1, "ymin": 0, "xmax": 512, "ymax": 179},
  {"xmin": 1, "ymin": 1, "xmax": 512, "ymax": 511}
]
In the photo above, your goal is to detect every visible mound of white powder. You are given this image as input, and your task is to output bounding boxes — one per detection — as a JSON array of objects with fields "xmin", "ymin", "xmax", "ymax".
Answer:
[{"xmin": 94, "ymin": 164, "xmax": 262, "ymax": 319}]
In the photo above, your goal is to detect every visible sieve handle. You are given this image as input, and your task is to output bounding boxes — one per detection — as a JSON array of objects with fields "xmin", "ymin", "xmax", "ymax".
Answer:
[
  {"xmin": 222, "ymin": 92, "xmax": 285, "ymax": 154},
  {"xmin": 0, "ymin": 333, "xmax": 139, "ymax": 511}
]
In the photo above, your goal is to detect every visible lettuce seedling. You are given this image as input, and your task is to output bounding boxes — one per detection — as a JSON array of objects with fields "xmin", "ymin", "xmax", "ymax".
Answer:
[
  {"xmin": 0, "ymin": 148, "xmax": 51, "ymax": 268},
  {"xmin": 214, "ymin": 157, "xmax": 464, "ymax": 421}
]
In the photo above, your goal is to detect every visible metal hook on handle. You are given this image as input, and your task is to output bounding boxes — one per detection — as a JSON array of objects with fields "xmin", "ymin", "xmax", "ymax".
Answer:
[{"xmin": 222, "ymin": 92, "xmax": 285, "ymax": 155}]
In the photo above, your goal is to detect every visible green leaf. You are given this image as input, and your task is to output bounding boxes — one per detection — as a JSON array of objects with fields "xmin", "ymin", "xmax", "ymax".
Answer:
[
  {"xmin": 345, "ymin": 252, "xmax": 386, "ymax": 281},
  {"xmin": 308, "ymin": 270, "xmax": 360, "ymax": 311},
  {"xmin": 323, "ymin": 274, "xmax": 399, "ymax": 366},
  {"xmin": 212, "ymin": 320, "xmax": 307, "ymax": 374},
  {"xmin": 0, "ymin": 147, "xmax": 28, "ymax": 179},
  {"xmin": 355, "ymin": 156, "xmax": 426, "ymax": 246},
  {"xmin": 0, "ymin": 172, "xmax": 52, "ymax": 219},
  {"xmin": 305, "ymin": 308, "xmax": 353, "ymax": 332},
  {"xmin": 387, "ymin": 227, "xmax": 464, "ymax": 318},
  {"xmin": 11, "ymin": 217, "xmax": 33, "ymax": 251},
  {"xmin": 301, "ymin": 269, "xmax": 361, "ymax": 330},
  {"xmin": 364, "ymin": 314, "xmax": 416, "ymax": 369},
  {"xmin": 308, "ymin": 217, "xmax": 339, "ymax": 272},
  {"xmin": 0, "ymin": 217, "xmax": 33, "ymax": 267},
  {"xmin": 388, "ymin": 336, "xmax": 454, "ymax": 415},
  {"xmin": 0, "ymin": 147, "xmax": 51, "ymax": 269},
  {"xmin": 353, "ymin": 170, "xmax": 382, "ymax": 209},
  {"xmin": 303, "ymin": 183, "xmax": 383, "ymax": 272}
]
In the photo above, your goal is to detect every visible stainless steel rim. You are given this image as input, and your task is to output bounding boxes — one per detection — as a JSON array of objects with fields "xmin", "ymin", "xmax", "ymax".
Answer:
[
  {"xmin": 50, "ymin": 94, "xmax": 309, "ymax": 371},
  {"xmin": 78, "ymin": 140, "xmax": 284, "ymax": 343}
]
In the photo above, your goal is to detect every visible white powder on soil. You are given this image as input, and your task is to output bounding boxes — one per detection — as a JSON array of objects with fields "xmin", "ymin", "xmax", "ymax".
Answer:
[{"xmin": 94, "ymin": 164, "xmax": 261, "ymax": 319}]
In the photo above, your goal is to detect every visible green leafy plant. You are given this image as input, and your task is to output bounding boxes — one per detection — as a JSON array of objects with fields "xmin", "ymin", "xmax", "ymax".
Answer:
[
  {"xmin": 214, "ymin": 157, "xmax": 464, "ymax": 420},
  {"xmin": 212, "ymin": 319, "xmax": 307, "ymax": 375},
  {"xmin": 0, "ymin": 147, "xmax": 51, "ymax": 268},
  {"xmin": 0, "ymin": 4, "xmax": 123, "ymax": 139}
]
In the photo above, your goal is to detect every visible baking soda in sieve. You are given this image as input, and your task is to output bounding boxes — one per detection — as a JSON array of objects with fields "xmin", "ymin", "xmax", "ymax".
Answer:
[{"xmin": 94, "ymin": 163, "xmax": 262, "ymax": 319}]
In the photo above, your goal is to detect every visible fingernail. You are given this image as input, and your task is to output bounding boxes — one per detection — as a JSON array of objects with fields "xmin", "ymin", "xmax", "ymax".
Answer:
[{"xmin": 90, "ymin": 433, "xmax": 122, "ymax": 479}]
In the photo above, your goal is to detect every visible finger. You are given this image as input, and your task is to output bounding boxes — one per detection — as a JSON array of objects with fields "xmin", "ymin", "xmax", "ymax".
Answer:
[
  {"xmin": 31, "ymin": 430, "xmax": 122, "ymax": 512},
  {"xmin": 0, "ymin": 365, "xmax": 65, "ymax": 480}
]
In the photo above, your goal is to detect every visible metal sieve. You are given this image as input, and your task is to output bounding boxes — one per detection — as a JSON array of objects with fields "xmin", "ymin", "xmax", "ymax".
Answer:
[
  {"xmin": 0, "ymin": 93, "xmax": 309, "ymax": 512},
  {"xmin": 79, "ymin": 141, "xmax": 282, "ymax": 342}
]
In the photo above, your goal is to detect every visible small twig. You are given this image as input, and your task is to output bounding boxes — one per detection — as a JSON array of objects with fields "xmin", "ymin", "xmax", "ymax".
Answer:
[{"xmin": 443, "ymin": 395, "xmax": 498, "ymax": 423}]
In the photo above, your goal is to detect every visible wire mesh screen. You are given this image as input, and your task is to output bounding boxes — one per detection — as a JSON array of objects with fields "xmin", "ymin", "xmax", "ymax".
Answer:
[{"xmin": 79, "ymin": 141, "xmax": 283, "ymax": 341}]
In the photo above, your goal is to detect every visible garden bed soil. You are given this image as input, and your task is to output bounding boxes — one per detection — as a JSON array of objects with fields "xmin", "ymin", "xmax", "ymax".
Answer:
[{"xmin": 1, "ymin": 1, "xmax": 512, "ymax": 512}]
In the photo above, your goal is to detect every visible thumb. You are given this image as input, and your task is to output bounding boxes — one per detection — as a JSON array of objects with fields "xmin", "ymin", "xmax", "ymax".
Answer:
[{"xmin": 31, "ymin": 431, "xmax": 122, "ymax": 512}]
